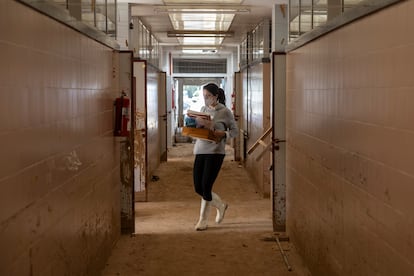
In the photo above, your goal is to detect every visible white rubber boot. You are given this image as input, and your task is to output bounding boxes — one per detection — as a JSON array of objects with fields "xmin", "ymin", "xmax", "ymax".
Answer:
[
  {"xmin": 211, "ymin": 192, "xmax": 228, "ymax": 224},
  {"xmin": 195, "ymin": 199, "xmax": 211, "ymax": 231}
]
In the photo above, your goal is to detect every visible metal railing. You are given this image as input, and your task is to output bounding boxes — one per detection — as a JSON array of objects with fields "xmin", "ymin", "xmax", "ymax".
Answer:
[
  {"xmin": 239, "ymin": 19, "xmax": 271, "ymax": 69},
  {"xmin": 287, "ymin": 0, "xmax": 404, "ymax": 51},
  {"xmin": 289, "ymin": 0, "xmax": 365, "ymax": 41},
  {"xmin": 52, "ymin": 0, "xmax": 117, "ymax": 37},
  {"xmin": 18, "ymin": 0, "xmax": 119, "ymax": 49},
  {"xmin": 130, "ymin": 18, "xmax": 161, "ymax": 68}
]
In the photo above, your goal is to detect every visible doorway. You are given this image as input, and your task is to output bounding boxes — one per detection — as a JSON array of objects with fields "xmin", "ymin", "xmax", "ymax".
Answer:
[{"xmin": 172, "ymin": 77, "xmax": 225, "ymax": 143}]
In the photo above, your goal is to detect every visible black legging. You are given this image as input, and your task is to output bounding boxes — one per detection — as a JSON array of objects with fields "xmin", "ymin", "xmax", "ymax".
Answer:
[{"xmin": 193, "ymin": 154, "xmax": 225, "ymax": 201}]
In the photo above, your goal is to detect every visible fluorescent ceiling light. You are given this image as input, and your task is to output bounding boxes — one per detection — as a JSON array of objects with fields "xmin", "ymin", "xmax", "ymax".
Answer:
[
  {"xmin": 178, "ymin": 37, "xmax": 224, "ymax": 45},
  {"xmin": 181, "ymin": 49, "xmax": 217, "ymax": 54},
  {"xmin": 167, "ymin": 31, "xmax": 234, "ymax": 37},
  {"xmin": 163, "ymin": 0, "xmax": 242, "ymax": 3},
  {"xmin": 158, "ymin": 3, "xmax": 244, "ymax": 46},
  {"xmin": 175, "ymin": 45, "xmax": 222, "ymax": 49},
  {"xmin": 170, "ymin": 13, "xmax": 234, "ymax": 31},
  {"xmin": 154, "ymin": 5, "xmax": 250, "ymax": 14}
]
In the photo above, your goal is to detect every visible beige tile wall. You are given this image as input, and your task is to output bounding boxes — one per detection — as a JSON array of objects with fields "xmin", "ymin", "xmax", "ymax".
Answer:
[
  {"xmin": 242, "ymin": 62, "xmax": 271, "ymax": 197},
  {"xmin": 286, "ymin": 1, "xmax": 414, "ymax": 275},
  {"xmin": 0, "ymin": 2, "xmax": 121, "ymax": 275}
]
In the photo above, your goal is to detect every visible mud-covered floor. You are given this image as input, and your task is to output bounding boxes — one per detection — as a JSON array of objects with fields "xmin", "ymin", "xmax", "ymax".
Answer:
[{"xmin": 101, "ymin": 143, "xmax": 311, "ymax": 276}]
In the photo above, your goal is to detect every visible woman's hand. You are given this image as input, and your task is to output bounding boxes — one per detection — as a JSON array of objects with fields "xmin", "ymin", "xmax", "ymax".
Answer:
[
  {"xmin": 195, "ymin": 117, "xmax": 213, "ymax": 129},
  {"xmin": 212, "ymin": 129, "xmax": 226, "ymax": 143}
]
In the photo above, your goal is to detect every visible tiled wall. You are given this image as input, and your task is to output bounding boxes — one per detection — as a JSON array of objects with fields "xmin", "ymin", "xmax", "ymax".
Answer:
[
  {"xmin": 242, "ymin": 62, "xmax": 271, "ymax": 197},
  {"xmin": 0, "ymin": 2, "xmax": 121, "ymax": 275},
  {"xmin": 286, "ymin": 1, "xmax": 414, "ymax": 275}
]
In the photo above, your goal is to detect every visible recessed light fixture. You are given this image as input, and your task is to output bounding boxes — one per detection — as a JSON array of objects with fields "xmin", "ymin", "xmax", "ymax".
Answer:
[
  {"xmin": 167, "ymin": 30, "xmax": 234, "ymax": 37},
  {"xmin": 154, "ymin": 5, "xmax": 250, "ymax": 14}
]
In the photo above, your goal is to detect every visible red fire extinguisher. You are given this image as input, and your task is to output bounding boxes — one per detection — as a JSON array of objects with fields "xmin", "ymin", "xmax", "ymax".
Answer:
[{"xmin": 114, "ymin": 92, "xmax": 130, "ymax": 137}]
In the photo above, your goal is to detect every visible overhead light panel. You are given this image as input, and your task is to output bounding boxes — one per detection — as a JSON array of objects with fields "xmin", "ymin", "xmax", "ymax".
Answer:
[
  {"xmin": 170, "ymin": 13, "xmax": 234, "ymax": 31},
  {"xmin": 154, "ymin": 6, "xmax": 250, "ymax": 14},
  {"xmin": 181, "ymin": 49, "xmax": 218, "ymax": 54},
  {"xmin": 177, "ymin": 45, "xmax": 220, "ymax": 50},
  {"xmin": 167, "ymin": 30, "xmax": 234, "ymax": 37},
  {"xmin": 178, "ymin": 37, "xmax": 224, "ymax": 45}
]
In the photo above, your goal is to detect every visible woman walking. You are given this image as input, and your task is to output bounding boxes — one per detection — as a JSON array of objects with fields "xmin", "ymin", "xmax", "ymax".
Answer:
[{"xmin": 192, "ymin": 83, "xmax": 238, "ymax": 231}]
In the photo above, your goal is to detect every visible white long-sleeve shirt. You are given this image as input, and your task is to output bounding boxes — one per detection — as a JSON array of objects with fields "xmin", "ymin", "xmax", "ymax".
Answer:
[{"xmin": 193, "ymin": 103, "xmax": 238, "ymax": 155}]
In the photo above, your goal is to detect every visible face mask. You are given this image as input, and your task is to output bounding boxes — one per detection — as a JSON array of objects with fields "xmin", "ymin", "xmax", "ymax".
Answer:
[{"xmin": 205, "ymin": 98, "xmax": 214, "ymax": 106}]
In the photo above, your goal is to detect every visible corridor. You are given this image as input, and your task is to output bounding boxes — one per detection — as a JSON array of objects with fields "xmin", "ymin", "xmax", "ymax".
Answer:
[
  {"xmin": 101, "ymin": 143, "xmax": 310, "ymax": 276},
  {"xmin": 4, "ymin": 1, "xmax": 414, "ymax": 275}
]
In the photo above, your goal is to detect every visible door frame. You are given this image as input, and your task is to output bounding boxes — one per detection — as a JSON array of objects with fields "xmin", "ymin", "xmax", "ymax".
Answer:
[
  {"xmin": 118, "ymin": 50, "xmax": 135, "ymax": 234},
  {"xmin": 158, "ymin": 72, "xmax": 167, "ymax": 162},
  {"xmin": 133, "ymin": 59, "xmax": 148, "ymax": 202},
  {"xmin": 272, "ymin": 52, "xmax": 287, "ymax": 232}
]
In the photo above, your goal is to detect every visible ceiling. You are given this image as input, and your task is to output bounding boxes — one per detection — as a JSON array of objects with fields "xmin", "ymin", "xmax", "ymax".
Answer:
[{"xmin": 121, "ymin": 0, "xmax": 288, "ymax": 51}]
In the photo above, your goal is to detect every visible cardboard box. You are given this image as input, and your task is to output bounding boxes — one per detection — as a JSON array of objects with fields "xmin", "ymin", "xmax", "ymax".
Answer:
[{"xmin": 182, "ymin": 127, "xmax": 216, "ymax": 142}]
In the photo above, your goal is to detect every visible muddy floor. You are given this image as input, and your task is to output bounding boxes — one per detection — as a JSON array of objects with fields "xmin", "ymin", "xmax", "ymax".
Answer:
[{"xmin": 101, "ymin": 143, "xmax": 311, "ymax": 276}]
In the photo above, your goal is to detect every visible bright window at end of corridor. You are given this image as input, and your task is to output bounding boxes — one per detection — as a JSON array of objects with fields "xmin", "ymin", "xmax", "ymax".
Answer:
[{"xmin": 183, "ymin": 85, "xmax": 204, "ymax": 115}]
